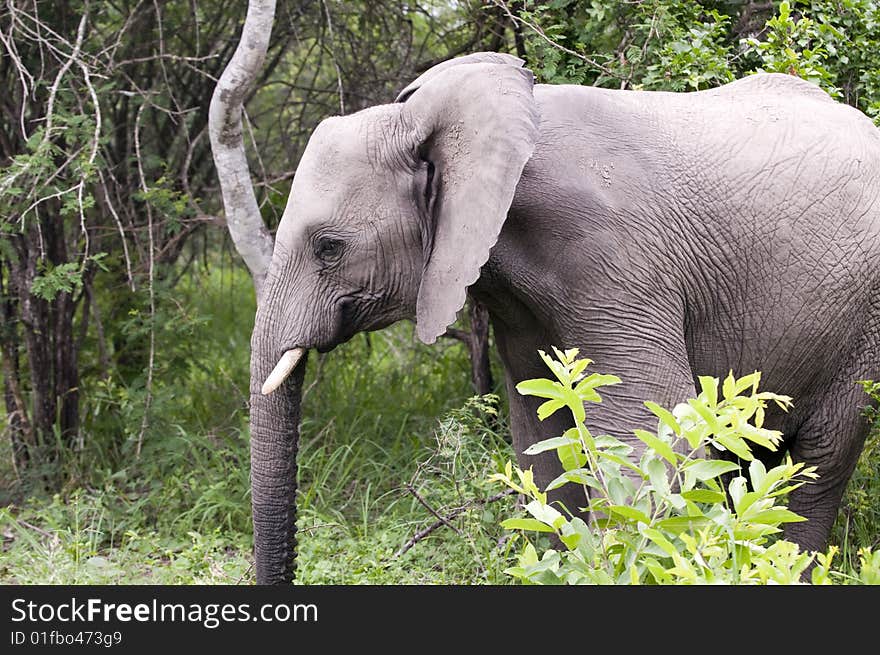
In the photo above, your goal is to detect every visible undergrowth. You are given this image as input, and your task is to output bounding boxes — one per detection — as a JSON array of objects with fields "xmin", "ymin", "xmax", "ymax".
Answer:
[{"xmin": 2, "ymin": 264, "xmax": 879, "ymax": 584}]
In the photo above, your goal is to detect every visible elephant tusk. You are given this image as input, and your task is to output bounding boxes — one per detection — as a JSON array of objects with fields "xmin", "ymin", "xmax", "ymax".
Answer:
[{"xmin": 261, "ymin": 347, "xmax": 305, "ymax": 395}]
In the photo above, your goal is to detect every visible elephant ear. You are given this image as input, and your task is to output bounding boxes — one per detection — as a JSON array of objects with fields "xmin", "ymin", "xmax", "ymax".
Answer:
[
  {"xmin": 400, "ymin": 61, "xmax": 539, "ymax": 344},
  {"xmin": 395, "ymin": 52, "xmax": 526, "ymax": 103}
]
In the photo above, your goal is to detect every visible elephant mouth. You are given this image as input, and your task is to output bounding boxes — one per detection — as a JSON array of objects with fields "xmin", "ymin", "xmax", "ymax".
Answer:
[
  {"xmin": 261, "ymin": 347, "xmax": 306, "ymax": 395},
  {"xmin": 318, "ymin": 294, "xmax": 360, "ymax": 352},
  {"xmin": 263, "ymin": 292, "xmax": 375, "ymax": 393}
]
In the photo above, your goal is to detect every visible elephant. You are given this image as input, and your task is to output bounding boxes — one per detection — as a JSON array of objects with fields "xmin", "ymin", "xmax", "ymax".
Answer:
[{"xmin": 248, "ymin": 51, "xmax": 880, "ymax": 584}]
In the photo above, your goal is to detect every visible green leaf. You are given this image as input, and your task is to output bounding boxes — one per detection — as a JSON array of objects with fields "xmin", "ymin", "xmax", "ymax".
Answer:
[
  {"xmin": 656, "ymin": 516, "xmax": 709, "ymax": 533},
  {"xmin": 608, "ymin": 505, "xmax": 652, "ymax": 524},
  {"xmin": 569, "ymin": 358, "xmax": 590, "ymax": 382},
  {"xmin": 520, "ymin": 543, "xmax": 539, "ymax": 566},
  {"xmin": 735, "ymin": 490, "xmax": 762, "ymax": 516},
  {"xmin": 645, "ymin": 401, "xmax": 681, "ymax": 436},
  {"xmin": 640, "ymin": 526, "xmax": 679, "ymax": 557},
  {"xmin": 558, "ymin": 441, "xmax": 588, "ymax": 471},
  {"xmin": 715, "ymin": 433, "xmax": 754, "ymax": 460},
  {"xmin": 729, "ymin": 476, "xmax": 748, "ymax": 509},
  {"xmin": 522, "ymin": 435, "xmax": 580, "ymax": 456},
  {"xmin": 747, "ymin": 509, "xmax": 807, "ymax": 525},
  {"xmin": 748, "ymin": 459, "xmax": 767, "ymax": 491},
  {"xmin": 687, "ymin": 397, "xmax": 720, "ymax": 432},
  {"xmin": 684, "ymin": 459, "xmax": 740, "ymax": 481},
  {"xmin": 596, "ymin": 450, "xmax": 642, "ymax": 474},
  {"xmin": 722, "ymin": 372, "xmax": 736, "ymax": 401},
  {"xmin": 607, "ymin": 478, "xmax": 630, "ymax": 505},
  {"xmin": 633, "ymin": 429, "xmax": 676, "ymax": 465},
  {"xmin": 525, "ymin": 500, "xmax": 565, "ymax": 529},
  {"xmin": 537, "ymin": 398, "xmax": 566, "ymax": 420},
  {"xmin": 698, "ymin": 375, "xmax": 718, "ymax": 407},
  {"xmin": 559, "ymin": 527, "xmax": 582, "ymax": 550},
  {"xmin": 574, "ymin": 373, "xmax": 621, "ymax": 400},
  {"xmin": 516, "ymin": 378, "xmax": 564, "ymax": 400},
  {"xmin": 563, "ymin": 388, "xmax": 587, "ymax": 423},
  {"xmin": 501, "ymin": 518, "xmax": 556, "ymax": 533},
  {"xmin": 680, "ymin": 489, "xmax": 726, "ymax": 504},
  {"xmin": 646, "ymin": 458, "xmax": 670, "ymax": 497},
  {"xmin": 546, "ymin": 469, "xmax": 601, "ymax": 492},
  {"xmin": 733, "ymin": 371, "xmax": 761, "ymax": 396},
  {"xmin": 538, "ymin": 350, "xmax": 570, "ymax": 385}
]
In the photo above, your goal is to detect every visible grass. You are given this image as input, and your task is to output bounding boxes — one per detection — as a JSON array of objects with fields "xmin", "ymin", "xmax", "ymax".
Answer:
[
  {"xmin": 1, "ymin": 259, "xmax": 879, "ymax": 584},
  {"xmin": 0, "ymin": 260, "xmax": 522, "ymax": 584}
]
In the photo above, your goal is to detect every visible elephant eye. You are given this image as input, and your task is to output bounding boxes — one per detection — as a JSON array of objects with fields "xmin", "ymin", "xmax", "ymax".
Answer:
[{"xmin": 314, "ymin": 236, "xmax": 343, "ymax": 262}]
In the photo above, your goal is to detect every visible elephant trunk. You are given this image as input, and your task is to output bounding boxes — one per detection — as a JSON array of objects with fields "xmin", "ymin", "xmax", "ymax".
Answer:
[{"xmin": 249, "ymin": 319, "xmax": 307, "ymax": 584}]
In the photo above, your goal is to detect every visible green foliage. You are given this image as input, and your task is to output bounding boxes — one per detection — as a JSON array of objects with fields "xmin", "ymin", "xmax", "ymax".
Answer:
[
  {"xmin": 518, "ymin": 0, "xmax": 880, "ymax": 124},
  {"xmin": 493, "ymin": 347, "xmax": 878, "ymax": 584},
  {"xmin": 518, "ymin": 1, "xmax": 738, "ymax": 89},
  {"xmin": 744, "ymin": 0, "xmax": 842, "ymax": 91},
  {"xmin": 30, "ymin": 254, "xmax": 107, "ymax": 301},
  {"xmin": 133, "ymin": 176, "xmax": 196, "ymax": 236},
  {"xmin": 831, "ymin": 380, "xmax": 880, "ymax": 571},
  {"xmin": 295, "ymin": 330, "xmax": 516, "ymax": 584},
  {"xmin": 0, "ymin": 492, "xmax": 251, "ymax": 584},
  {"xmin": 4, "ymin": 0, "xmax": 880, "ymax": 586},
  {"xmin": 641, "ymin": 9, "xmax": 735, "ymax": 91},
  {"xmin": 30, "ymin": 262, "xmax": 85, "ymax": 301}
]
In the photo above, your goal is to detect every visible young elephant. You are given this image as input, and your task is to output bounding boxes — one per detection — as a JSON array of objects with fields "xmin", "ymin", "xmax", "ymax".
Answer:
[{"xmin": 249, "ymin": 52, "xmax": 880, "ymax": 583}]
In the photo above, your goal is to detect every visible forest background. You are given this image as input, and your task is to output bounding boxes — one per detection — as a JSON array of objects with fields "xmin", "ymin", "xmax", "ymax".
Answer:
[{"xmin": 1, "ymin": 0, "xmax": 879, "ymax": 583}]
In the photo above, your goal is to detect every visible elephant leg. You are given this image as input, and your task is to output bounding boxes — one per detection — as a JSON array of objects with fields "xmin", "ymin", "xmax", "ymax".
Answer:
[
  {"xmin": 494, "ymin": 323, "xmax": 580, "ymax": 514},
  {"xmin": 783, "ymin": 352, "xmax": 876, "ymax": 553}
]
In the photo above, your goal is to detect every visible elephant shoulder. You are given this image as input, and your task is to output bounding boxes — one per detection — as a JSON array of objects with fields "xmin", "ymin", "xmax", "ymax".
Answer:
[{"xmin": 712, "ymin": 73, "xmax": 834, "ymax": 103}]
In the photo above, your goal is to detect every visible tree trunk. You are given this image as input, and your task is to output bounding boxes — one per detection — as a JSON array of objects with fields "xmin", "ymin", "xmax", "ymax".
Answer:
[
  {"xmin": 0, "ymin": 269, "xmax": 32, "ymax": 473},
  {"xmin": 208, "ymin": 0, "xmax": 277, "ymax": 298},
  {"xmin": 467, "ymin": 300, "xmax": 494, "ymax": 396},
  {"xmin": 16, "ymin": 234, "xmax": 54, "ymax": 453}
]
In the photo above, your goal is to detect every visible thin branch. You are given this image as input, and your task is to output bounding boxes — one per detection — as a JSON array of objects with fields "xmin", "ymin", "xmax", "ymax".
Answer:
[
  {"xmin": 97, "ymin": 170, "xmax": 135, "ymax": 291},
  {"xmin": 490, "ymin": 0, "xmax": 623, "ymax": 81},
  {"xmin": 0, "ymin": 7, "xmax": 88, "ymax": 197},
  {"xmin": 320, "ymin": 0, "xmax": 345, "ymax": 114},
  {"xmin": 395, "ymin": 489, "xmax": 516, "ymax": 558},
  {"xmin": 112, "ymin": 52, "xmax": 221, "ymax": 66},
  {"xmin": 441, "ymin": 327, "xmax": 470, "ymax": 344},
  {"xmin": 405, "ymin": 482, "xmax": 465, "ymax": 537},
  {"xmin": 0, "ymin": 21, "xmax": 34, "ymax": 139},
  {"xmin": 134, "ymin": 102, "xmax": 155, "ymax": 460},
  {"xmin": 13, "ymin": 517, "xmax": 55, "ymax": 540},
  {"xmin": 17, "ymin": 184, "xmax": 79, "ymax": 222},
  {"xmin": 76, "ymin": 52, "xmax": 102, "ymax": 271}
]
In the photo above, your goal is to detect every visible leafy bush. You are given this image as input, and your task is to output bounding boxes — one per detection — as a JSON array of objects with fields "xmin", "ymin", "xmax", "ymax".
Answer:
[
  {"xmin": 517, "ymin": 0, "xmax": 880, "ymax": 125},
  {"xmin": 493, "ymin": 347, "xmax": 879, "ymax": 584},
  {"xmin": 832, "ymin": 380, "xmax": 880, "ymax": 570}
]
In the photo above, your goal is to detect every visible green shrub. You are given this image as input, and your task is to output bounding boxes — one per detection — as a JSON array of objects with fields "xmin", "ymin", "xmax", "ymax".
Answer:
[{"xmin": 492, "ymin": 347, "xmax": 878, "ymax": 584}]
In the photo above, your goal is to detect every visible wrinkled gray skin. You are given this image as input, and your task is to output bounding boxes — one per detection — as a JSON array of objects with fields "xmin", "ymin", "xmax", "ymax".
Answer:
[{"xmin": 249, "ymin": 52, "xmax": 880, "ymax": 583}]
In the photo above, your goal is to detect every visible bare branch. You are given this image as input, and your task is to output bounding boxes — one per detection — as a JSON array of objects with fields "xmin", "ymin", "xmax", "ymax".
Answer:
[
  {"xmin": 320, "ymin": 0, "xmax": 345, "ymax": 115},
  {"xmin": 405, "ymin": 482, "xmax": 465, "ymax": 538},
  {"xmin": 97, "ymin": 169, "xmax": 135, "ymax": 292},
  {"xmin": 0, "ymin": 21, "xmax": 34, "ymax": 139},
  {"xmin": 76, "ymin": 52, "xmax": 102, "ymax": 270},
  {"xmin": 395, "ymin": 489, "xmax": 516, "ymax": 558},
  {"xmin": 134, "ymin": 102, "xmax": 155, "ymax": 460},
  {"xmin": 490, "ymin": 0, "xmax": 623, "ymax": 81}
]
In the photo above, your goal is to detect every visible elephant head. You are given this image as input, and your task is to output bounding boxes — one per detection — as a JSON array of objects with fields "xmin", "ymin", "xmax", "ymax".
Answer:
[{"xmin": 248, "ymin": 53, "xmax": 539, "ymax": 583}]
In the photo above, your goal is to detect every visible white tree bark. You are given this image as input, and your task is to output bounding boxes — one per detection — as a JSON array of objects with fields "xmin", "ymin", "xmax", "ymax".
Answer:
[{"xmin": 209, "ymin": 0, "xmax": 276, "ymax": 299}]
